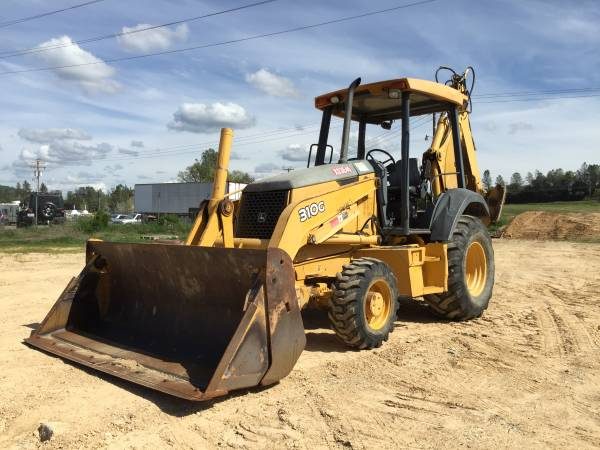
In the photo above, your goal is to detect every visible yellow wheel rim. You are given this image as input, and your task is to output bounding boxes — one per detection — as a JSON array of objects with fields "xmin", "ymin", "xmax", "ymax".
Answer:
[
  {"xmin": 364, "ymin": 279, "xmax": 392, "ymax": 330},
  {"xmin": 465, "ymin": 241, "xmax": 487, "ymax": 297}
]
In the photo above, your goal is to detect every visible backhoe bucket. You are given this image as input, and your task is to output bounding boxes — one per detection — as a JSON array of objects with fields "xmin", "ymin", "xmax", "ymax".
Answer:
[{"xmin": 25, "ymin": 241, "xmax": 305, "ymax": 401}]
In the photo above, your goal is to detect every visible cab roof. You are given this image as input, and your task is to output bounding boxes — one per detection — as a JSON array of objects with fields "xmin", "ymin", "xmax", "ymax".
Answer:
[{"xmin": 314, "ymin": 77, "xmax": 468, "ymax": 124}]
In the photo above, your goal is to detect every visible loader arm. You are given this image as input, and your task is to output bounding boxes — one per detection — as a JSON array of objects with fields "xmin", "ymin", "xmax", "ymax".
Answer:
[{"xmin": 186, "ymin": 128, "xmax": 235, "ymax": 247}]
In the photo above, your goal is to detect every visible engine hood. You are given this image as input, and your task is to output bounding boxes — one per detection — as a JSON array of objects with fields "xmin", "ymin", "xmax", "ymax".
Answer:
[{"xmin": 244, "ymin": 161, "xmax": 374, "ymax": 193}]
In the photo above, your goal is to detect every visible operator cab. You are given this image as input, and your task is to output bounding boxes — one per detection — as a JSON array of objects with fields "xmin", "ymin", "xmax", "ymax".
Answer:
[{"xmin": 312, "ymin": 77, "xmax": 469, "ymax": 235}]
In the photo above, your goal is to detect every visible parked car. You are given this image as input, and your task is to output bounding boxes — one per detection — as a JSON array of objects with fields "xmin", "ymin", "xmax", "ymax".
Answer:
[
  {"xmin": 17, "ymin": 193, "xmax": 65, "ymax": 227},
  {"xmin": 114, "ymin": 213, "xmax": 142, "ymax": 224},
  {"xmin": 110, "ymin": 214, "xmax": 128, "ymax": 224},
  {"xmin": 16, "ymin": 205, "xmax": 36, "ymax": 228}
]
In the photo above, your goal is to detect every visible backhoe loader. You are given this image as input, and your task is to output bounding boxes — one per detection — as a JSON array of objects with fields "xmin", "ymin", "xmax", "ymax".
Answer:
[{"xmin": 27, "ymin": 67, "xmax": 504, "ymax": 401}]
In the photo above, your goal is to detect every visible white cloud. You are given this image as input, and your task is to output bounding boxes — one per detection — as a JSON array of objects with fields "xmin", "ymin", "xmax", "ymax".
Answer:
[
  {"xmin": 118, "ymin": 148, "xmax": 139, "ymax": 156},
  {"xmin": 104, "ymin": 164, "xmax": 124, "ymax": 172},
  {"xmin": 279, "ymin": 143, "xmax": 309, "ymax": 162},
  {"xmin": 254, "ymin": 162, "xmax": 281, "ymax": 174},
  {"xmin": 117, "ymin": 23, "xmax": 188, "ymax": 53},
  {"xmin": 508, "ymin": 121, "xmax": 533, "ymax": 135},
  {"xmin": 245, "ymin": 68, "xmax": 299, "ymax": 98},
  {"xmin": 167, "ymin": 102, "xmax": 255, "ymax": 134},
  {"xmin": 230, "ymin": 151, "xmax": 248, "ymax": 160},
  {"xmin": 130, "ymin": 140, "xmax": 144, "ymax": 148},
  {"xmin": 19, "ymin": 141, "xmax": 113, "ymax": 165},
  {"xmin": 18, "ymin": 128, "xmax": 91, "ymax": 143},
  {"xmin": 34, "ymin": 36, "xmax": 119, "ymax": 94},
  {"xmin": 13, "ymin": 127, "xmax": 114, "ymax": 173}
]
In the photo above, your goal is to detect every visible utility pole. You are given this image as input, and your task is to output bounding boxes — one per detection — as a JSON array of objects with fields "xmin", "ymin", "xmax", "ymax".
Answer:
[
  {"xmin": 29, "ymin": 159, "xmax": 46, "ymax": 227},
  {"xmin": 157, "ymin": 191, "xmax": 161, "ymax": 222}
]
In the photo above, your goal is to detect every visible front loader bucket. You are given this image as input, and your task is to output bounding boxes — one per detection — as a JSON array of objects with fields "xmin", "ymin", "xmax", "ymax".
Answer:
[{"xmin": 25, "ymin": 241, "xmax": 305, "ymax": 401}]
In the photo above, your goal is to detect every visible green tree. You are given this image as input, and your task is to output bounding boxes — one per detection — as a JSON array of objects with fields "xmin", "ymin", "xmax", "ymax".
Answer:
[
  {"xmin": 109, "ymin": 184, "xmax": 134, "ymax": 212},
  {"xmin": 40, "ymin": 182, "xmax": 48, "ymax": 193},
  {"xmin": 229, "ymin": 170, "xmax": 254, "ymax": 183},
  {"xmin": 525, "ymin": 172, "xmax": 534, "ymax": 185},
  {"xmin": 482, "ymin": 169, "xmax": 492, "ymax": 191},
  {"xmin": 579, "ymin": 162, "xmax": 600, "ymax": 196},
  {"xmin": 495, "ymin": 175, "xmax": 505, "ymax": 186},
  {"xmin": 508, "ymin": 172, "xmax": 523, "ymax": 193},
  {"xmin": 22, "ymin": 180, "xmax": 31, "ymax": 193},
  {"xmin": 178, "ymin": 148, "xmax": 254, "ymax": 183},
  {"xmin": 69, "ymin": 186, "xmax": 107, "ymax": 211}
]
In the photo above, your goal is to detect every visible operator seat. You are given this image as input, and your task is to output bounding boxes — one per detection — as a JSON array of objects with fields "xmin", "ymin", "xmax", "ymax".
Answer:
[
  {"xmin": 385, "ymin": 158, "xmax": 421, "ymax": 226},
  {"xmin": 387, "ymin": 158, "xmax": 420, "ymax": 192}
]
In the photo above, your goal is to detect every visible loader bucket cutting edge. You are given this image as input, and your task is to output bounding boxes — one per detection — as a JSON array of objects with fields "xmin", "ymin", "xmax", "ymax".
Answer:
[{"xmin": 25, "ymin": 241, "xmax": 306, "ymax": 401}]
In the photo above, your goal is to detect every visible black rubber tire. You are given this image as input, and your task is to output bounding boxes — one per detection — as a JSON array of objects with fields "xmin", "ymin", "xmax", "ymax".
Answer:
[
  {"xmin": 329, "ymin": 258, "xmax": 399, "ymax": 349},
  {"xmin": 41, "ymin": 202, "xmax": 57, "ymax": 220},
  {"xmin": 424, "ymin": 215, "xmax": 494, "ymax": 320}
]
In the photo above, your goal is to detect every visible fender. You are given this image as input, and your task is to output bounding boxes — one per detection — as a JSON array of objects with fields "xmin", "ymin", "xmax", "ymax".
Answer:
[{"xmin": 429, "ymin": 188, "xmax": 490, "ymax": 242}]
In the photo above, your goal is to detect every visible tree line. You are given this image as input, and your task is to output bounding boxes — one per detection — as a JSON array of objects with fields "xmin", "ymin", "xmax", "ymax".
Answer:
[
  {"xmin": 0, "ymin": 181, "xmax": 135, "ymax": 213},
  {"xmin": 0, "ymin": 150, "xmax": 254, "ymax": 211},
  {"xmin": 482, "ymin": 162, "xmax": 599, "ymax": 203}
]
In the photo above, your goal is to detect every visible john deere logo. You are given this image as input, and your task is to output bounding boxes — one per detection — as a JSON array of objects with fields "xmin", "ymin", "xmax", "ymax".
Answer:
[{"xmin": 257, "ymin": 212, "xmax": 267, "ymax": 223}]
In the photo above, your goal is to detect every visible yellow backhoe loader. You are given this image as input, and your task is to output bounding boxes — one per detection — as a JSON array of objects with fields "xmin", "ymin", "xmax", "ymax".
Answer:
[{"xmin": 26, "ymin": 67, "xmax": 504, "ymax": 401}]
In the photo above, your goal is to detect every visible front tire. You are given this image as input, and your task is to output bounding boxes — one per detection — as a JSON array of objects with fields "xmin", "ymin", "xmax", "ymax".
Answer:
[
  {"xmin": 330, "ymin": 258, "xmax": 399, "ymax": 349},
  {"xmin": 424, "ymin": 215, "xmax": 494, "ymax": 320}
]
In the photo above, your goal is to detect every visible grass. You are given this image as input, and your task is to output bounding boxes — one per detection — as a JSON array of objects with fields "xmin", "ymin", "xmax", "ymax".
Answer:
[
  {"xmin": 0, "ymin": 220, "xmax": 192, "ymax": 253},
  {"xmin": 492, "ymin": 199, "xmax": 600, "ymax": 231},
  {"xmin": 1, "ymin": 200, "xmax": 598, "ymax": 252}
]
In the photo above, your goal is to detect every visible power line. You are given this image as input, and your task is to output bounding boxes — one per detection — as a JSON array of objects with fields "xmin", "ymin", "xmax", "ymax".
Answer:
[
  {"xmin": 0, "ymin": 0, "xmax": 106, "ymax": 29},
  {"xmin": 476, "ymin": 93, "xmax": 600, "ymax": 104},
  {"xmin": 0, "ymin": 0, "xmax": 278, "ymax": 59},
  {"xmin": 0, "ymin": 0, "xmax": 439, "ymax": 76},
  {"xmin": 57, "ymin": 116, "xmax": 430, "ymax": 166},
  {"xmin": 52, "ymin": 116, "xmax": 423, "ymax": 166},
  {"xmin": 58, "ymin": 123, "xmax": 338, "ymax": 164},
  {"xmin": 473, "ymin": 87, "xmax": 600, "ymax": 99}
]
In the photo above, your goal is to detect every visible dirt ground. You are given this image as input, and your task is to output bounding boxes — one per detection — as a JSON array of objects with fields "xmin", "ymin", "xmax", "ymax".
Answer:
[
  {"xmin": 1, "ymin": 239, "xmax": 599, "ymax": 449},
  {"xmin": 503, "ymin": 211, "xmax": 600, "ymax": 240}
]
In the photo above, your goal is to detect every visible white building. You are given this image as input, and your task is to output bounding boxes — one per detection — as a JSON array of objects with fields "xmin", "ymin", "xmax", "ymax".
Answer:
[{"xmin": 134, "ymin": 182, "xmax": 245, "ymax": 216}]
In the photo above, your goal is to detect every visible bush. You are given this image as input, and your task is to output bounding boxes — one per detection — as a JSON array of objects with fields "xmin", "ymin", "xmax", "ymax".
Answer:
[
  {"xmin": 157, "ymin": 214, "xmax": 180, "ymax": 227},
  {"xmin": 76, "ymin": 211, "xmax": 110, "ymax": 233}
]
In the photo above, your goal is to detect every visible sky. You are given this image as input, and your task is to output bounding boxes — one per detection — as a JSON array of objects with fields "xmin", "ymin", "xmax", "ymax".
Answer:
[{"xmin": 0, "ymin": 0, "xmax": 598, "ymax": 193}]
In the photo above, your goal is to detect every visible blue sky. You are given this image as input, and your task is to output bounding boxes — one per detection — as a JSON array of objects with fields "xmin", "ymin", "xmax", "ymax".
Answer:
[{"xmin": 0, "ymin": 0, "xmax": 598, "ymax": 192}]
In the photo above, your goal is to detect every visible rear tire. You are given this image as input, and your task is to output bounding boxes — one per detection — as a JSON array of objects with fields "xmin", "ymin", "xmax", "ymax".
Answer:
[
  {"xmin": 330, "ymin": 258, "xmax": 399, "ymax": 349},
  {"xmin": 424, "ymin": 215, "xmax": 494, "ymax": 320}
]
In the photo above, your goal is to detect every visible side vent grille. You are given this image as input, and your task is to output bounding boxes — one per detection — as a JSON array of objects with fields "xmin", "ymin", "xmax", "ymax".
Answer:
[{"xmin": 236, "ymin": 191, "xmax": 289, "ymax": 239}]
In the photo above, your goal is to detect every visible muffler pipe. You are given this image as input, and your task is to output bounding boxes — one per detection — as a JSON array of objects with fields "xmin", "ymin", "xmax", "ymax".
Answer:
[{"xmin": 339, "ymin": 77, "xmax": 361, "ymax": 163}]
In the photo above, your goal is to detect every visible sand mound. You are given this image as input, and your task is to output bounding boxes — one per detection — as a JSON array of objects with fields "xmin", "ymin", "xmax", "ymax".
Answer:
[{"xmin": 503, "ymin": 211, "xmax": 600, "ymax": 240}]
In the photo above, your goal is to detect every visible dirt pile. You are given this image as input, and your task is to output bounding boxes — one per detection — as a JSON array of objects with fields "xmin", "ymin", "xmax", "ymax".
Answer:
[
  {"xmin": 1, "ymin": 242, "xmax": 599, "ymax": 448},
  {"xmin": 503, "ymin": 211, "xmax": 600, "ymax": 240}
]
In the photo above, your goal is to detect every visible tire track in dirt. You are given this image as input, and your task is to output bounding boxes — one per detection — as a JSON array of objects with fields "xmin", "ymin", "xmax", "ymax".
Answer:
[{"xmin": 543, "ymin": 287, "xmax": 597, "ymax": 356}]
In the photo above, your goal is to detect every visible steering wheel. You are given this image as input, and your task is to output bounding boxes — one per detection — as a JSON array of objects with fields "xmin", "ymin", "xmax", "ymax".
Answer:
[{"xmin": 366, "ymin": 148, "xmax": 396, "ymax": 168}]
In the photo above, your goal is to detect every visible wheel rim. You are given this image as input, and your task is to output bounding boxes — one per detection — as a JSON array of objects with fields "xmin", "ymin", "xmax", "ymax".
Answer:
[
  {"xmin": 465, "ymin": 241, "xmax": 487, "ymax": 297},
  {"xmin": 364, "ymin": 279, "xmax": 392, "ymax": 331}
]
